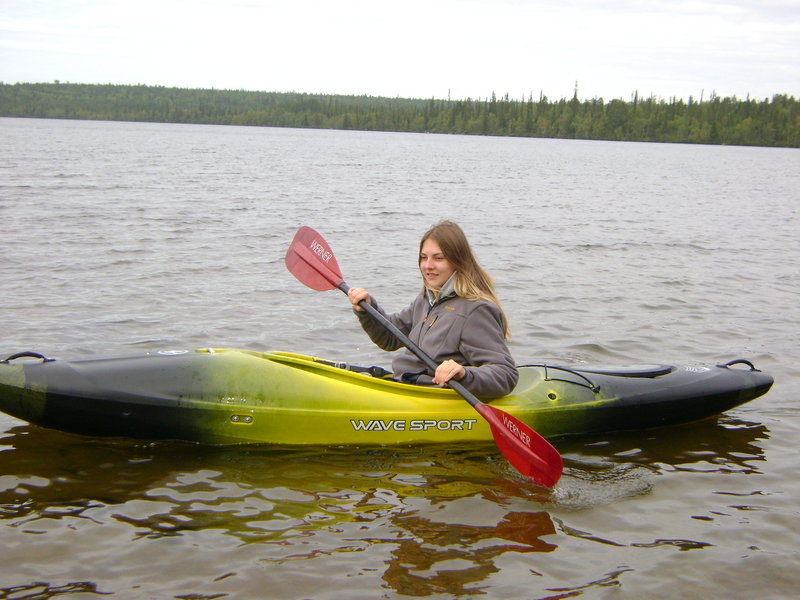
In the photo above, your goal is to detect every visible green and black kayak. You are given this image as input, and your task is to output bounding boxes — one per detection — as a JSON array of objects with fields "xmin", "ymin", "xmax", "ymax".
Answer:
[{"xmin": 0, "ymin": 348, "xmax": 773, "ymax": 445}]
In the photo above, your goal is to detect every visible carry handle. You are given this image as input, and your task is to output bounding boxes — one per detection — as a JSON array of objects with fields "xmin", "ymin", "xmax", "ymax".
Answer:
[
  {"xmin": 717, "ymin": 359, "xmax": 759, "ymax": 372},
  {"xmin": 1, "ymin": 351, "xmax": 56, "ymax": 364}
]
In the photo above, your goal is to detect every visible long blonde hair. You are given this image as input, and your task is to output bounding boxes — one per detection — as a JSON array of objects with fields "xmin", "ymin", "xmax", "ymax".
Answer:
[{"xmin": 419, "ymin": 220, "xmax": 510, "ymax": 338}]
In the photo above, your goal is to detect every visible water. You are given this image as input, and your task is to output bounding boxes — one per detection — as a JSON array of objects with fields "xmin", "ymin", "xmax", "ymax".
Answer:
[{"xmin": 0, "ymin": 117, "xmax": 798, "ymax": 599}]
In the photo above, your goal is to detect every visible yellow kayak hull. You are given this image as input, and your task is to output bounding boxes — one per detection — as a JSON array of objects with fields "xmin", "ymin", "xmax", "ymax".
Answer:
[{"xmin": 0, "ymin": 348, "xmax": 773, "ymax": 445}]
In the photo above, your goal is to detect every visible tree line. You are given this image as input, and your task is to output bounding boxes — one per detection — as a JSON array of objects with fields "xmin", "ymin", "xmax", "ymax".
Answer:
[{"xmin": 1, "ymin": 82, "xmax": 798, "ymax": 148}]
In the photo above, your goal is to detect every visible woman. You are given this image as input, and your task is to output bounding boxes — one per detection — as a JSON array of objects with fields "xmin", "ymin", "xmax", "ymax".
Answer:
[{"xmin": 347, "ymin": 220, "xmax": 518, "ymax": 399}]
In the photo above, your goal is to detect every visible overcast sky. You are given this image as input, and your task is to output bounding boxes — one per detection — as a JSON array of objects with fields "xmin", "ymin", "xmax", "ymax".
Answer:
[{"xmin": 1, "ymin": 0, "xmax": 798, "ymax": 101}]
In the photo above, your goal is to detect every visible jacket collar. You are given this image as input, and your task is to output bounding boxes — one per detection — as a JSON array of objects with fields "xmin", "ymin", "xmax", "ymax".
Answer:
[{"xmin": 425, "ymin": 272, "xmax": 458, "ymax": 306}]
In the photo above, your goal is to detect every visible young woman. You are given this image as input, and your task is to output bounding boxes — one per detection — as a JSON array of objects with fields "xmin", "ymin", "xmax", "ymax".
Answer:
[{"xmin": 347, "ymin": 220, "xmax": 518, "ymax": 399}]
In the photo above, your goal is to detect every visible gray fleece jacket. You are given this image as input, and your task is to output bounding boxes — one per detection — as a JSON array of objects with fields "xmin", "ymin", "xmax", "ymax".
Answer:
[{"xmin": 355, "ymin": 291, "xmax": 518, "ymax": 399}]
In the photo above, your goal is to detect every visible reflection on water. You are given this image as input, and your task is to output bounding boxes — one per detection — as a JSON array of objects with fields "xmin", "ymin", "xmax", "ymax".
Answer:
[
  {"xmin": 0, "ymin": 415, "xmax": 770, "ymax": 597},
  {"xmin": 383, "ymin": 511, "xmax": 556, "ymax": 596},
  {"xmin": 0, "ymin": 581, "xmax": 107, "ymax": 599},
  {"xmin": 564, "ymin": 416, "xmax": 769, "ymax": 472}
]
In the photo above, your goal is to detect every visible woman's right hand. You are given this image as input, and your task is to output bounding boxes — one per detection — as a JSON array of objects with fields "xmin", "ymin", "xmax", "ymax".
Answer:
[{"xmin": 347, "ymin": 287, "xmax": 371, "ymax": 312}]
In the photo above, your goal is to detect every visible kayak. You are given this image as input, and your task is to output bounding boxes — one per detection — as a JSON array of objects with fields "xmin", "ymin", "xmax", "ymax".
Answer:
[{"xmin": 0, "ymin": 348, "xmax": 773, "ymax": 445}]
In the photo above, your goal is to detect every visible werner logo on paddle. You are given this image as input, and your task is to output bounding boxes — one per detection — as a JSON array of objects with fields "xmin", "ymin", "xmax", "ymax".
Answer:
[
  {"xmin": 309, "ymin": 239, "xmax": 333, "ymax": 263},
  {"xmin": 501, "ymin": 412, "xmax": 531, "ymax": 447}
]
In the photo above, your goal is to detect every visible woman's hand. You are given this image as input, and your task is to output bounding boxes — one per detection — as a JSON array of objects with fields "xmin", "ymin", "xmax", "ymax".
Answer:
[
  {"xmin": 433, "ymin": 359, "xmax": 465, "ymax": 386},
  {"xmin": 347, "ymin": 287, "xmax": 371, "ymax": 312}
]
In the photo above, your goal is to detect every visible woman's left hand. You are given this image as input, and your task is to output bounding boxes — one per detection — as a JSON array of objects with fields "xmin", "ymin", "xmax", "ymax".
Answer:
[{"xmin": 433, "ymin": 359, "xmax": 465, "ymax": 386}]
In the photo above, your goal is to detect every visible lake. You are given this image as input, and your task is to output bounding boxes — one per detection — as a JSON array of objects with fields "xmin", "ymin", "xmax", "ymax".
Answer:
[{"xmin": 1, "ymin": 117, "xmax": 798, "ymax": 599}]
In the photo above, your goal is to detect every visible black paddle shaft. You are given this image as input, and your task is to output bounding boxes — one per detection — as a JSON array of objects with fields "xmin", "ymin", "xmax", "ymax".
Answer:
[{"xmin": 337, "ymin": 281, "xmax": 481, "ymax": 408}]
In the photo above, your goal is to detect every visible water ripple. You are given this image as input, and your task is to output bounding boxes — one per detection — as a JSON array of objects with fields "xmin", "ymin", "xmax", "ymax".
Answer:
[{"xmin": 1, "ymin": 118, "xmax": 798, "ymax": 599}]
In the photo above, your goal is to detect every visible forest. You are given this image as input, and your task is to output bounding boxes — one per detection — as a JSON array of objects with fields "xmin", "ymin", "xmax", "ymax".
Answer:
[{"xmin": 1, "ymin": 82, "xmax": 798, "ymax": 148}]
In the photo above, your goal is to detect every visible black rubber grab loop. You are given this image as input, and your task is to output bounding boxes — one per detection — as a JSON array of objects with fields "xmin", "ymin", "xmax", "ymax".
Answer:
[
  {"xmin": 717, "ymin": 359, "xmax": 759, "ymax": 372},
  {"xmin": 1, "ymin": 351, "xmax": 56, "ymax": 364}
]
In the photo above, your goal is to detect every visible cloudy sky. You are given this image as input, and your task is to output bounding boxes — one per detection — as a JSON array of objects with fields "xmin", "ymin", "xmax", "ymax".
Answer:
[{"xmin": 1, "ymin": 0, "xmax": 798, "ymax": 101}]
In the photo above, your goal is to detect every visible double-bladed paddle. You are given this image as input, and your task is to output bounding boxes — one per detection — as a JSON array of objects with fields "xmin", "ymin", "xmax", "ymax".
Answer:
[{"xmin": 285, "ymin": 226, "xmax": 563, "ymax": 488}]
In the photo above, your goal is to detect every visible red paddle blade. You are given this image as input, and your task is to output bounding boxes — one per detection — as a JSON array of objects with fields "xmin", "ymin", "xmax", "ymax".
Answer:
[
  {"xmin": 475, "ymin": 403, "xmax": 563, "ymax": 488},
  {"xmin": 285, "ymin": 226, "xmax": 344, "ymax": 291}
]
